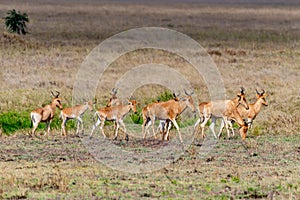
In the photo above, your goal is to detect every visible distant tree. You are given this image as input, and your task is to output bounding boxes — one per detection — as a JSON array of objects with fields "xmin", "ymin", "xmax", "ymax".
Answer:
[{"xmin": 4, "ymin": 9, "xmax": 29, "ymax": 35}]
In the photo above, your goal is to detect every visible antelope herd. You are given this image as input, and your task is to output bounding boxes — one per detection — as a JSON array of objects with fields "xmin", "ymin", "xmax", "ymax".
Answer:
[
  {"xmin": 194, "ymin": 87, "xmax": 249, "ymax": 140},
  {"xmin": 30, "ymin": 87, "xmax": 268, "ymax": 142}
]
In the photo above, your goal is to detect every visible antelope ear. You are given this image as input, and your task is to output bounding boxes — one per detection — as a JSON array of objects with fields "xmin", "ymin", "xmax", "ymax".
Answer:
[{"xmin": 255, "ymin": 93, "xmax": 260, "ymax": 98}]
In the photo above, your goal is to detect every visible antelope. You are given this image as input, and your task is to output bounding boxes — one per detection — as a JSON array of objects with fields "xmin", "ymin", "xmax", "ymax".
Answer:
[
  {"xmin": 155, "ymin": 93, "xmax": 181, "ymax": 140},
  {"xmin": 106, "ymin": 88, "xmax": 121, "ymax": 107},
  {"xmin": 194, "ymin": 87, "xmax": 249, "ymax": 140},
  {"xmin": 220, "ymin": 89, "xmax": 268, "ymax": 136},
  {"xmin": 142, "ymin": 90, "xmax": 195, "ymax": 143},
  {"xmin": 60, "ymin": 100, "xmax": 94, "ymax": 137},
  {"xmin": 30, "ymin": 91, "xmax": 63, "ymax": 137},
  {"xmin": 89, "ymin": 100, "xmax": 137, "ymax": 140}
]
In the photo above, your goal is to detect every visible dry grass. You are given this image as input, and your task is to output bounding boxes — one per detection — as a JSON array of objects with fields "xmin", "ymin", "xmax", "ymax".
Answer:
[
  {"xmin": 0, "ymin": 133, "xmax": 299, "ymax": 199},
  {"xmin": 0, "ymin": 0, "xmax": 299, "ymax": 199}
]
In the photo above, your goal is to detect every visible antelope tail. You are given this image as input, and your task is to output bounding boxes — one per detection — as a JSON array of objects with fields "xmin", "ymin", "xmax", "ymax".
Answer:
[{"xmin": 30, "ymin": 114, "xmax": 35, "ymax": 128}]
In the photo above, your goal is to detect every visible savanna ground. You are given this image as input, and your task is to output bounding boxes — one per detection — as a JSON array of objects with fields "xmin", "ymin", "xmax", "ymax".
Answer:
[{"xmin": 0, "ymin": 0, "xmax": 300, "ymax": 199}]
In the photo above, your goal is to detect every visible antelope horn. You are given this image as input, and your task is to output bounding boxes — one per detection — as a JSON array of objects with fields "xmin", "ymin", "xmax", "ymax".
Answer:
[
  {"xmin": 111, "ymin": 88, "xmax": 118, "ymax": 95},
  {"xmin": 184, "ymin": 89, "xmax": 189, "ymax": 95},
  {"xmin": 93, "ymin": 98, "xmax": 97, "ymax": 104},
  {"xmin": 184, "ymin": 89, "xmax": 194, "ymax": 96},
  {"xmin": 240, "ymin": 87, "xmax": 245, "ymax": 94},
  {"xmin": 51, "ymin": 91, "xmax": 55, "ymax": 97},
  {"xmin": 55, "ymin": 90, "xmax": 60, "ymax": 98},
  {"xmin": 261, "ymin": 89, "xmax": 265, "ymax": 95},
  {"xmin": 173, "ymin": 91, "xmax": 181, "ymax": 98},
  {"xmin": 111, "ymin": 88, "xmax": 115, "ymax": 95},
  {"xmin": 255, "ymin": 89, "xmax": 260, "ymax": 95},
  {"xmin": 130, "ymin": 96, "xmax": 136, "ymax": 100}
]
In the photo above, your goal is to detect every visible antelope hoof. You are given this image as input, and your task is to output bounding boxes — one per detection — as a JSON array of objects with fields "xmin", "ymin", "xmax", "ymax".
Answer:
[{"xmin": 125, "ymin": 135, "xmax": 129, "ymax": 141}]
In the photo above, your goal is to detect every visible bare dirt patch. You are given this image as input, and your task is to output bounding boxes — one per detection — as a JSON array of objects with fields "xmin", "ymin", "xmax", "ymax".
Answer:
[{"xmin": 0, "ymin": 132, "xmax": 299, "ymax": 198}]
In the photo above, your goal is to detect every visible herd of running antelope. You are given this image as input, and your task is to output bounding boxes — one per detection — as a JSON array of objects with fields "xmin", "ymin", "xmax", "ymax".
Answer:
[{"xmin": 29, "ymin": 87, "xmax": 268, "ymax": 143}]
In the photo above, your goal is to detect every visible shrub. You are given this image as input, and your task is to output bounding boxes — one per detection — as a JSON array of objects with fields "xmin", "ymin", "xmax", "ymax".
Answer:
[
  {"xmin": 4, "ymin": 9, "xmax": 29, "ymax": 35},
  {"xmin": 156, "ymin": 90, "xmax": 174, "ymax": 102},
  {"xmin": 130, "ymin": 107, "xmax": 143, "ymax": 124}
]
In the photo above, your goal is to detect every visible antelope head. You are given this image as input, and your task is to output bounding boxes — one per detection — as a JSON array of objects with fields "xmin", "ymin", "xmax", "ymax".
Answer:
[
  {"xmin": 50, "ymin": 91, "xmax": 63, "ymax": 110},
  {"xmin": 86, "ymin": 100, "xmax": 95, "ymax": 111},
  {"xmin": 111, "ymin": 88, "xmax": 118, "ymax": 97},
  {"xmin": 237, "ymin": 87, "xmax": 249, "ymax": 110},
  {"xmin": 256, "ymin": 89, "xmax": 268, "ymax": 106},
  {"xmin": 128, "ymin": 99, "xmax": 137, "ymax": 113},
  {"xmin": 182, "ymin": 89, "xmax": 196, "ymax": 113},
  {"xmin": 173, "ymin": 91, "xmax": 181, "ymax": 101},
  {"xmin": 107, "ymin": 88, "xmax": 120, "ymax": 107}
]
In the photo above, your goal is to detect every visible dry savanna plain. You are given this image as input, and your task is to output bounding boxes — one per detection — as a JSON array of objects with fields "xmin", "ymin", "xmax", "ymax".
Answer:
[{"xmin": 0, "ymin": 0, "xmax": 300, "ymax": 199}]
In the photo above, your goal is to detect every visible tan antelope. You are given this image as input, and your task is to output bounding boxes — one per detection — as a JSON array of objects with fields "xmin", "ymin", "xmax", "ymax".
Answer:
[
  {"xmin": 106, "ymin": 88, "xmax": 121, "ymax": 107},
  {"xmin": 89, "ymin": 99, "xmax": 137, "ymax": 140},
  {"xmin": 60, "ymin": 100, "xmax": 94, "ymax": 137},
  {"xmin": 30, "ymin": 91, "xmax": 63, "ymax": 137},
  {"xmin": 194, "ymin": 87, "xmax": 249, "ymax": 140},
  {"xmin": 142, "ymin": 90, "xmax": 195, "ymax": 143},
  {"xmin": 142, "ymin": 93, "xmax": 178, "ymax": 141},
  {"xmin": 155, "ymin": 93, "xmax": 181, "ymax": 140},
  {"xmin": 220, "ymin": 89, "xmax": 268, "ymax": 136}
]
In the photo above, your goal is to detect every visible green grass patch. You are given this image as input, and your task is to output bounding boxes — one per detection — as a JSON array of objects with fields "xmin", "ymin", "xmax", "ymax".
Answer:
[
  {"xmin": 0, "ymin": 111, "xmax": 31, "ymax": 135},
  {"xmin": 231, "ymin": 176, "xmax": 240, "ymax": 184},
  {"xmin": 0, "ymin": 110, "xmax": 75, "ymax": 135}
]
